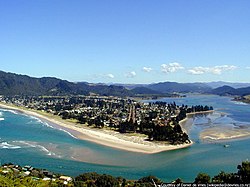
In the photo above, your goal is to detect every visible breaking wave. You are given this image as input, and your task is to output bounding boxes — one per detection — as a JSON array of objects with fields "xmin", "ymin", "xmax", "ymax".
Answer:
[
  {"xmin": 0, "ymin": 142, "xmax": 21, "ymax": 149},
  {"xmin": 57, "ymin": 128, "xmax": 77, "ymax": 139},
  {"xmin": 27, "ymin": 116, "xmax": 77, "ymax": 139},
  {"xmin": 0, "ymin": 109, "xmax": 18, "ymax": 115},
  {"xmin": 13, "ymin": 141, "xmax": 58, "ymax": 157}
]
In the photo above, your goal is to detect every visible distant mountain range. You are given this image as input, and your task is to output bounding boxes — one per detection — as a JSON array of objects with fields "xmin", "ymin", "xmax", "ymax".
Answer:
[
  {"xmin": 1, "ymin": 70, "xmax": 250, "ymax": 97},
  {"xmin": 146, "ymin": 82, "xmax": 211, "ymax": 94},
  {"xmin": 204, "ymin": 81, "xmax": 250, "ymax": 89},
  {"xmin": 210, "ymin": 85, "xmax": 250, "ymax": 96}
]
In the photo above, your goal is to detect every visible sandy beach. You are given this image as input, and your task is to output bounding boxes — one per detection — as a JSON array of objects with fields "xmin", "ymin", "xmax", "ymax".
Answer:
[
  {"xmin": 179, "ymin": 116, "xmax": 194, "ymax": 134},
  {"xmin": 193, "ymin": 110, "xmax": 250, "ymax": 141},
  {"xmin": 179, "ymin": 110, "xmax": 250, "ymax": 142},
  {"xmin": 0, "ymin": 102, "xmax": 193, "ymax": 154},
  {"xmin": 200, "ymin": 126, "xmax": 250, "ymax": 141}
]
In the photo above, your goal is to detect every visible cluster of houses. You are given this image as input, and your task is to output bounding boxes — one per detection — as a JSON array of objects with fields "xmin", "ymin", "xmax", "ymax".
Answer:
[
  {"xmin": 1, "ymin": 95, "xmax": 214, "ymax": 144},
  {"xmin": 1, "ymin": 96, "xmax": 181, "ymax": 130},
  {"xmin": 0, "ymin": 163, "xmax": 72, "ymax": 185}
]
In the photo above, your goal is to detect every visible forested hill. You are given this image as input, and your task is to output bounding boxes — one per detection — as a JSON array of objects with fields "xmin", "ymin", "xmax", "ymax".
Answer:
[
  {"xmin": 210, "ymin": 85, "xmax": 250, "ymax": 96},
  {"xmin": 1, "ymin": 70, "xmax": 250, "ymax": 97},
  {"xmin": 0, "ymin": 71, "xmax": 133, "ymax": 96}
]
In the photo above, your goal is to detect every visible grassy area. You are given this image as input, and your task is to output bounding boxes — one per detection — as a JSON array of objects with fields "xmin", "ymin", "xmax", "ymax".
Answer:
[{"xmin": 123, "ymin": 133, "xmax": 148, "ymax": 138}]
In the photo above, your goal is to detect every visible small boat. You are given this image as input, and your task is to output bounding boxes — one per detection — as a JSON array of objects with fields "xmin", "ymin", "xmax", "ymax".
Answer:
[{"xmin": 224, "ymin": 144, "xmax": 230, "ymax": 148}]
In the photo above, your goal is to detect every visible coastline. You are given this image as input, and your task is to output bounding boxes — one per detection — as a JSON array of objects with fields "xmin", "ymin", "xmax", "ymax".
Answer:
[
  {"xmin": 192, "ymin": 110, "xmax": 250, "ymax": 142},
  {"xmin": 179, "ymin": 110, "xmax": 214, "ymax": 134},
  {"xmin": 0, "ymin": 102, "xmax": 193, "ymax": 154}
]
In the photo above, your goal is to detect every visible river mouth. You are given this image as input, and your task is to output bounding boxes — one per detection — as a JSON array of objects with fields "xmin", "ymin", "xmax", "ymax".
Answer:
[
  {"xmin": 187, "ymin": 112, "xmax": 250, "ymax": 142},
  {"xmin": 1, "ymin": 95, "xmax": 250, "ymax": 182}
]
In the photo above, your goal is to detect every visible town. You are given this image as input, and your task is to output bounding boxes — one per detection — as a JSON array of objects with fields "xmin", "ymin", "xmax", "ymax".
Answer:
[{"xmin": 0, "ymin": 95, "xmax": 213, "ymax": 144}]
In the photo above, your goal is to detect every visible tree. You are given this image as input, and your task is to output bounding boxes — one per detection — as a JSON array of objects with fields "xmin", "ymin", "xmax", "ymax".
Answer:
[
  {"xmin": 78, "ymin": 115, "xmax": 87, "ymax": 124},
  {"xmin": 121, "ymin": 178, "xmax": 126, "ymax": 187},
  {"xmin": 194, "ymin": 173, "xmax": 210, "ymax": 183},
  {"xmin": 95, "ymin": 174, "xmax": 119, "ymax": 187},
  {"xmin": 212, "ymin": 171, "xmax": 238, "ymax": 183},
  {"xmin": 137, "ymin": 175, "xmax": 162, "ymax": 187},
  {"xmin": 173, "ymin": 124, "xmax": 182, "ymax": 133},
  {"xmin": 86, "ymin": 180, "xmax": 97, "ymax": 187},
  {"xmin": 172, "ymin": 178, "xmax": 183, "ymax": 184},
  {"xmin": 204, "ymin": 105, "xmax": 209, "ymax": 111},
  {"xmin": 237, "ymin": 161, "xmax": 250, "ymax": 183},
  {"xmin": 75, "ymin": 172, "xmax": 100, "ymax": 182},
  {"xmin": 73, "ymin": 181, "xmax": 85, "ymax": 187}
]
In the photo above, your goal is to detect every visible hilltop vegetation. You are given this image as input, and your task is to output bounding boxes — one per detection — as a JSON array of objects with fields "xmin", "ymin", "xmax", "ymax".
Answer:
[
  {"xmin": 211, "ymin": 85, "xmax": 250, "ymax": 96},
  {"xmin": 0, "ymin": 161, "xmax": 249, "ymax": 186},
  {"xmin": 0, "ymin": 71, "xmax": 133, "ymax": 96},
  {"xmin": 1, "ymin": 70, "xmax": 250, "ymax": 97}
]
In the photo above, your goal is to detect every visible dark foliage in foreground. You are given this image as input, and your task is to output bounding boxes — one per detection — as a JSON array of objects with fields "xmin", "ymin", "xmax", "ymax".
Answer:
[{"xmin": 0, "ymin": 156, "xmax": 249, "ymax": 186}]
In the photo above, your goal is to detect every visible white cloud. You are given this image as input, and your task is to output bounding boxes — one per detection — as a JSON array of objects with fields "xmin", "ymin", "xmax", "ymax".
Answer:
[
  {"xmin": 161, "ymin": 62, "xmax": 184, "ymax": 73},
  {"xmin": 142, "ymin": 67, "xmax": 152, "ymax": 72},
  {"xmin": 211, "ymin": 65, "xmax": 237, "ymax": 74},
  {"xmin": 188, "ymin": 67, "xmax": 208, "ymax": 75},
  {"xmin": 125, "ymin": 71, "xmax": 136, "ymax": 78},
  {"xmin": 106, "ymin": 74, "xmax": 114, "ymax": 78},
  {"xmin": 246, "ymin": 67, "xmax": 250, "ymax": 70},
  {"xmin": 90, "ymin": 73, "xmax": 114, "ymax": 80},
  {"xmin": 188, "ymin": 65, "xmax": 237, "ymax": 75}
]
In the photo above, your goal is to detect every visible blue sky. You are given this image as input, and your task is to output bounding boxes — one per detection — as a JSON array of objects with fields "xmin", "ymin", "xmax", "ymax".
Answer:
[{"xmin": 0, "ymin": 0, "xmax": 250, "ymax": 83}]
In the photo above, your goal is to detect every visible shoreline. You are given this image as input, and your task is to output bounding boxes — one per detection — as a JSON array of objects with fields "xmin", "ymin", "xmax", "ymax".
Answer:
[
  {"xmin": 200, "ymin": 127, "xmax": 250, "ymax": 142},
  {"xmin": 179, "ymin": 110, "xmax": 214, "ymax": 134},
  {"xmin": 0, "ymin": 102, "xmax": 193, "ymax": 154},
  {"xmin": 193, "ymin": 110, "xmax": 250, "ymax": 142},
  {"xmin": 186, "ymin": 110, "xmax": 214, "ymax": 116}
]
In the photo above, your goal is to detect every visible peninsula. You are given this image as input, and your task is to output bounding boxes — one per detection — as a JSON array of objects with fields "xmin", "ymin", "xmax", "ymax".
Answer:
[{"xmin": 0, "ymin": 95, "xmax": 213, "ymax": 153}]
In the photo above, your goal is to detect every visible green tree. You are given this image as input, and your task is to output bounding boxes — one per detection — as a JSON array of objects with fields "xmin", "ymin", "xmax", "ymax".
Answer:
[
  {"xmin": 194, "ymin": 173, "xmax": 210, "ymax": 183},
  {"xmin": 212, "ymin": 171, "xmax": 238, "ymax": 183},
  {"xmin": 237, "ymin": 161, "xmax": 250, "ymax": 183},
  {"xmin": 75, "ymin": 172, "xmax": 100, "ymax": 182},
  {"xmin": 95, "ymin": 174, "xmax": 119, "ymax": 187},
  {"xmin": 172, "ymin": 178, "xmax": 183, "ymax": 184},
  {"xmin": 137, "ymin": 175, "xmax": 162, "ymax": 187},
  {"xmin": 122, "ymin": 178, "xmax": 126, "ymax": 187}
]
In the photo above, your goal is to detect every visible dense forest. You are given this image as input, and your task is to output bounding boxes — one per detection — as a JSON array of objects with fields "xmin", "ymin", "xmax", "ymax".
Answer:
[
  {"xmin": 0, "ymin": 71, "xmax": 141, "ymax": 96},
  {"xmin": 0, "ymin": 161, "xmax": 249, "ymax": 186}
]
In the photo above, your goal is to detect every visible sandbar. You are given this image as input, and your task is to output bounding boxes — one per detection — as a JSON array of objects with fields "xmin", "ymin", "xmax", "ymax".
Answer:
[{"xmin": 200, "ymin": 126, "xmax": 250, "ymax": 141}]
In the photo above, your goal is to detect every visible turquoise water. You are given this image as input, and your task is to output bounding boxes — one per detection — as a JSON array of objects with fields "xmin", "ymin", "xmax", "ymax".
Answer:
[{"xmin": 0, "ymin": 95, "xmax": 250, "ymax": 182}]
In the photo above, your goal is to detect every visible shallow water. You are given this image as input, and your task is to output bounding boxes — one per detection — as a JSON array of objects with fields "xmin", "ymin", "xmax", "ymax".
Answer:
[{"xmin": 0, "ymin": 95, "xmax": 250, "ymax": 182}]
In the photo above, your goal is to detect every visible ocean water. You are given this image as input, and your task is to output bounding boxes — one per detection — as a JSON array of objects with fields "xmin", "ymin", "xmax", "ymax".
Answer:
[{"xmin": 0, "ymin": 95, "xmax": 250, "ymax": 182}]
